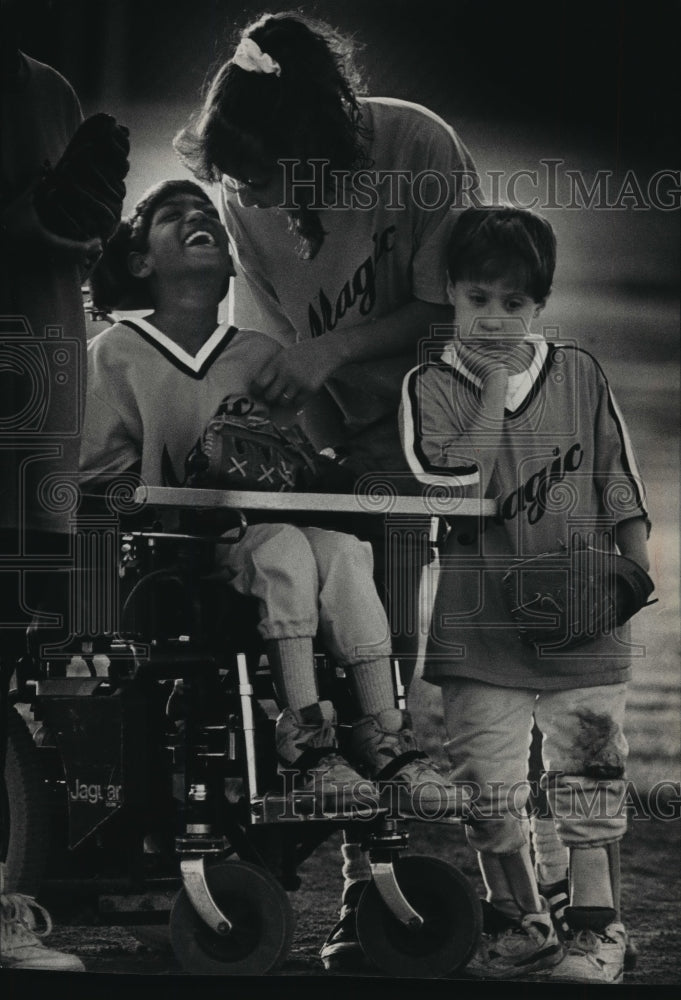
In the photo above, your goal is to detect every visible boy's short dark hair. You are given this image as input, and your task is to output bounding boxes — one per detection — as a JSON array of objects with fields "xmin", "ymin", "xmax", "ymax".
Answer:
[
  {"xmin": 447, "ymin": 206, "xmax": 557, "ymax": 303},
  {"xmin": 89, "ymin": 179, "xmax": 213, "ymax": 312}
]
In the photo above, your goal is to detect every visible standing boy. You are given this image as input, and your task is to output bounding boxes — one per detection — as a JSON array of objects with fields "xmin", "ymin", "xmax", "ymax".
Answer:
[{"xmin": 400, "ymin": 206, "xmax": 653, "ymax": 983}]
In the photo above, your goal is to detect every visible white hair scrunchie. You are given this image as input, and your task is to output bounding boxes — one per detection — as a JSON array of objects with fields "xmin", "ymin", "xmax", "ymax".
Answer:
[{"xmin": 232, "ymin": 37, "xmax": 281, "ymax": 76}]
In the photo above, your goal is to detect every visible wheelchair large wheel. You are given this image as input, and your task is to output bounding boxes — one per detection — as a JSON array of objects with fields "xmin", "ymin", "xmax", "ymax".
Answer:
[
  {"xmin": 356, "ymin": 855, "xmax": 482, "ymax": 979},
  {"xmin": 169, "ymin": 860, "xmax": 295, "ymax": 975},
  {"xmin": 1, "ymin": 707, "xmax": 50, "ymax": 895}
]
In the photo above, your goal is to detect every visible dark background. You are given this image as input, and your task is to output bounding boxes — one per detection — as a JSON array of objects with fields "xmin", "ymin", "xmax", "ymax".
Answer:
[
  {"xmin": 14, "ymin": 0, "xmax": 681, "ymax": 162},
  {"xmin": 11, "ymin": 0, "xmax": 680, "ymax": 298}
]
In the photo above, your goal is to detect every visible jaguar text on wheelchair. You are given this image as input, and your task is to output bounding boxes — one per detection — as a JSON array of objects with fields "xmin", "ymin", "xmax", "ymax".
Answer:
[{"xmin": 5, "ymin": 480, "xmax": 495, "ymax": 977}]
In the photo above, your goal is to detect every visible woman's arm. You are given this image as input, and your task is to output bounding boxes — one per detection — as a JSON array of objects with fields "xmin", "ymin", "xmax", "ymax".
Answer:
[{"xmin": 252, "ymin": 299, "xmax": 452, "ymax": 406}]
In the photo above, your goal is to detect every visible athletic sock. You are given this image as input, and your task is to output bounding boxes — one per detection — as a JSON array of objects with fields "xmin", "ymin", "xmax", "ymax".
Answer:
[
  {"xmin": 532, "ymin": 815, "xmax": 569, "ymax": 886},
  {"xmin": 346, "ymin": 658, "xmax": 396, "ymax": 716},
  {"xmin": 265, "ymin": 637, "xmax": 318, "ymax": 710},
  {"xmin": 340, "ymin": 840, "xmax": 371, "ymax": 898}
]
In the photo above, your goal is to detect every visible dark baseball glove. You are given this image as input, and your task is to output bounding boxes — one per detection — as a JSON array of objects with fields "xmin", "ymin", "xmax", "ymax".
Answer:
[
  {"xmin": 185, "ymin": 413, "xmax": 351, "ymax": 493},
  {"xmin": 502, "ymin": 545, "xmax": 657, "ymax": 649},
  {"xmin": 33, "ymin": 113, "xmax": 130, "ymax": 243}
]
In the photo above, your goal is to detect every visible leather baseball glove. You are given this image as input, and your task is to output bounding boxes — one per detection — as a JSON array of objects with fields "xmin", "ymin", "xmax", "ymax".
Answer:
[
  {"xmin": 502, "ymin": 544, "xmax": 657, "ymax": 649},
  {"xmin": 185, "ymin": 413, "xmax": 351, "ymax": 493},
  {"xmin": 33, "ymin": 113, "xmax": 130, "ymax": 243}
]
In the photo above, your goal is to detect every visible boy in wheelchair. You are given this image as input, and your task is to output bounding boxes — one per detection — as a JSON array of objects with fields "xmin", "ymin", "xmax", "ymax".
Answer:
[{"xmin": 81, "ymin": 178, "xmax": 458, "ymax": 818}]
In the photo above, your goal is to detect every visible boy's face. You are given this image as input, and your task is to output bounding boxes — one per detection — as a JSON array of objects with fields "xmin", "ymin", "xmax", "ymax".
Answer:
[
  {"xmin": 451, "ymin": 276, "xmax": 544, "ymax": 357},
  {"xmin": 137, "ymin": 192, "xmax": 235, "ymax": 282}
]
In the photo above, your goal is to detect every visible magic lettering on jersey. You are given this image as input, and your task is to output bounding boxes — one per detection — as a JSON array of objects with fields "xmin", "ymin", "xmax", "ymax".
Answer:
[
  {"xmin": 497, "ymin": 443, "xmax": 584, "ymax": 525},
  {"xmin": 307, "ymin": 226, "xmax": 396, "ymax": 337}
]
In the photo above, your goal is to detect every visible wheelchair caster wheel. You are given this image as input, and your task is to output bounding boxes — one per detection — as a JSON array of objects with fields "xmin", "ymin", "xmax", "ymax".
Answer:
[
  {"xmin": 169, "ymin": 860, "xmax": 295, "ymax": 975},
  {"xmin": 356, "ymin": 855, "xmax": 482, "ymax": 979}
]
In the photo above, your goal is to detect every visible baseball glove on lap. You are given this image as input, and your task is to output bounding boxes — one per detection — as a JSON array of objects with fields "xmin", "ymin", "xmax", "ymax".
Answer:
[
  {"xmin": 34, "ymin": 113, "xmax": 130, "ymax": 242},
  {"xmin": 185, "ymin": 413, "xmax": 352, "ymax": 493},
  {"xmin": 502, "ymin": 545, "xmax": 656, "ymax": 649}
]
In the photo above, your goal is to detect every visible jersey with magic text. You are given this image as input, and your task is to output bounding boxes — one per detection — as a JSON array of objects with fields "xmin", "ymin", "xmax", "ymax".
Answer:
[
  {"xmin": 221, "ymin": 97, "xmax": 478, "ymax": 434},
  {"xmin": 400, "ymin": 339, "xmax": 650, "ymax": 689}
]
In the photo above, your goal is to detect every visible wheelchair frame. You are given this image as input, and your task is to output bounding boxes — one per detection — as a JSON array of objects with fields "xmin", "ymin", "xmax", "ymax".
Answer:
[{"xmin": 6, "ymin": 486, "xmax": 494, "ymax": 976}]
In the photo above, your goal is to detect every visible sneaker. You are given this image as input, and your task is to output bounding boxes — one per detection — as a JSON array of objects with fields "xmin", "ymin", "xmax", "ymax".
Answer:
[
  {"xmin": 549, "ymin": 921, "xmax": 627, "ymax": 983},
  {"xmin": 464, "ymin": 898, "xmax": 564, "ymax": 979},
  {"xmin": 349, "ymin": 708, "xmax": 466, "ymax": 818},
  {"xmin": 0, "ymin": 892, "xmax": 85, "ymax": 971},
  {"xmin": 539, "ymin": 881, "xmax": 637, "ymax": 972},
  {"xmin": 275, "ymin": 701, "xmax": 377, "ymax": 814},
  {"xmin": 319, "ymin": 880, "xmax": 371, "ymax": 973}
]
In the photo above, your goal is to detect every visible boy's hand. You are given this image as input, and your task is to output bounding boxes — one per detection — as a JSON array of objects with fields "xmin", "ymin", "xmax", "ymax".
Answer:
[{"xmin": 456, "ymin": 340, "xmax": 533, "ymax": 383}]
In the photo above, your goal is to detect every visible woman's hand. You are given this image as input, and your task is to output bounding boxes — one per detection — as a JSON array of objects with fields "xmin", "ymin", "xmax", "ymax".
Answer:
[{"xmin": 250, "ymin": 337, "xmax": 340, "ymax": 407}]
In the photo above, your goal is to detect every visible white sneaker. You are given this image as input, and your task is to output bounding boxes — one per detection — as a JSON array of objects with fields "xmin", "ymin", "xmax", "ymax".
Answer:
[
  {"xmin": 0, "ymin": 892, "xmax": 85, "ymax": 971},
  {"xmin": 549, "ymin": 921, "xmax": 627, "ymax": 983},
  {"xmin": 465, "ymin": 900, "xmax": 564, "ymax": 979}
]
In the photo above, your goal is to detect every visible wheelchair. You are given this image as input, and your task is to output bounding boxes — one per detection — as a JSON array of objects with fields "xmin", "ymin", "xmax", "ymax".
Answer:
[{"xmin": 4, "ymin": 484, "xmax": 489, "ymax": 977}]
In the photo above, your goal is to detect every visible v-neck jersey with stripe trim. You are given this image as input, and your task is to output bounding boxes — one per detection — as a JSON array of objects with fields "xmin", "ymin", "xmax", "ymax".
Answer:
[
  {"xmin": 399, "ymin": 340, "xmax": 651, "ymax": 689},
  {"xmin": 80, "ymin": 320, "xmax": 281, "ymax": 488}
]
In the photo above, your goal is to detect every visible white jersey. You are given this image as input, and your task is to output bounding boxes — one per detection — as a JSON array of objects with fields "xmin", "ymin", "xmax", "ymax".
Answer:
[
  {"xmin": 400, "ymin": 339, "xmax": 650, "ymax": 689},
  {"xmin": 222, "ymin": 97, "xmax": 478, "ymax": 432},
  {"xmin": 80, "ymin": 318, "xmax": 279, "ymax": 488}
]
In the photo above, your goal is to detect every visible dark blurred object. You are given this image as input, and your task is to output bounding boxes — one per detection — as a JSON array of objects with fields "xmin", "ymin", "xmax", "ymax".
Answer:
[{"xmin": 33, "ymin": 112, "xmax": 130, "ymax": 243}]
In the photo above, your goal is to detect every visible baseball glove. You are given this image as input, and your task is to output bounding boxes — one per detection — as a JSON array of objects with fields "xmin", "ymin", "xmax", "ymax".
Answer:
[
  {"xmin": 185, "ymin": 413, "xmax": 348, "ymax": 493},
  {"xmin": 502, "ymin": 545, "xmax": 656, "ymax": 649},
  {"xmin": 33, "ymin": 113, "xmax": 130, "ymax": 243}
]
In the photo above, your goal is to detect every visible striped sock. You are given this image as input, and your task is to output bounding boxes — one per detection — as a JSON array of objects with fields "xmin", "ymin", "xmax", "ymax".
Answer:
[{"xmin": 539, "ymin": 878, "xmax": 571, "ymax": 942}]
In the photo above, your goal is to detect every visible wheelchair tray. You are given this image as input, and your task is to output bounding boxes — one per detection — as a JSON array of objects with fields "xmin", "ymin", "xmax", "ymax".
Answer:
[{"xmin": 134, "ymin": 485, "xmax": 497, "ymax": 518}]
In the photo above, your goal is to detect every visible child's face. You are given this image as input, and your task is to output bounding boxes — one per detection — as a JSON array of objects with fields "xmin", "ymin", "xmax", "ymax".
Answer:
[
  {"xmin": 451, "ymin": 276, "xmax": 544, "ymax": 353},
  {"xmin": 141, "ymin": 193, "xmax": 235, "ymax": 281}
]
